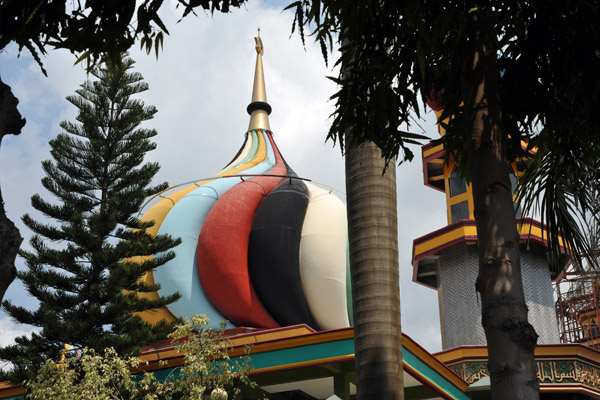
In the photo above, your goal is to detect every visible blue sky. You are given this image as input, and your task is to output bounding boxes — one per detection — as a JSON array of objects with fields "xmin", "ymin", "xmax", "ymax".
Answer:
[{"xmin": 0, "ymin": 0, "xmax": 446, "ymax": 355}]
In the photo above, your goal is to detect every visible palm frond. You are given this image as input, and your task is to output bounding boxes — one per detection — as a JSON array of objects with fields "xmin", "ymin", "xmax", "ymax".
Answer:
[{"xmin": 517, "ymin": 144, "xmax": 600, "ymax": 275}]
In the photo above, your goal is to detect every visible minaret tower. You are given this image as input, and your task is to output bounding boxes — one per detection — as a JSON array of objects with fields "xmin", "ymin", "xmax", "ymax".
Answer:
[{"xmin": 411, "ymin": 113, "xmax": 568, "ymax": 349}]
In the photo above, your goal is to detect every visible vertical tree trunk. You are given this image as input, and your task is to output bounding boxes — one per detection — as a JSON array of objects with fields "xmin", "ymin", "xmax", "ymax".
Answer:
[
  {"xmin": 0, "ymin": 188, "xmax": 21, "ymax": 304},
  {"xmin": 345, "ymin": 140, "xmax": 403, "ymax": 400},
  {"xmin": 0, "ymin": 75, "xmax": 25, "ymax": 304},
  {"xmin": 461, "ymin": 11, "xmax": 539, "ymax": 400}
]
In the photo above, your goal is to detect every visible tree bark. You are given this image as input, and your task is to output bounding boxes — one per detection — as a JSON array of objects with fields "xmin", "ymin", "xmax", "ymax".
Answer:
[
  {"xmin": 461, "ymin": 11, "xmax": 539, "ymax": 400},
  {"xmin": 0, "ymin": 75, "xmax": 25, "ymax": 305},
  {"xmin": 346, "ymin": 141, "xmax": 403, "ymax": 400}
]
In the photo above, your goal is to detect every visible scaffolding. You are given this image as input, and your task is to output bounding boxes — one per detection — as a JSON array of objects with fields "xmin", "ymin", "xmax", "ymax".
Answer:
[{"xmin": 556, "ymin": 267, "xmax": 600, "ymax": 350}]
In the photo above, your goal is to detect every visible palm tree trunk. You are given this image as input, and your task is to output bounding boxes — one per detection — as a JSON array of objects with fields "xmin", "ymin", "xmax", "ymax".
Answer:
[
  {"xmin": 345, "ymin": 140, "xmax": 403, "ymax": 400},
  {"xmin": 461, "ymin": 10, "xmax": 539, "ymax": 399}
]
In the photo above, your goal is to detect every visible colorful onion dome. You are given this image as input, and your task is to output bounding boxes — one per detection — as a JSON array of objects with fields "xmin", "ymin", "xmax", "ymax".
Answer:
[{"xmin": 137, "ymin": 36, "xmax": 352, "ymax": 331}]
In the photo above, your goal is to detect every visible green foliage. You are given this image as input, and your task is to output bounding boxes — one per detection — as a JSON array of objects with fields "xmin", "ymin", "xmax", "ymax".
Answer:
[
  {"xmin": 0, "ymin": 55, "xmax": 181, "ymax": 383},
  {"xmin": 0, "ymin": 0, "xmax": 248, "ymax": 74},
  {"xmin": 154, "ymin": 315, "xmax": 255, "ymax": 399},
  {"xmin": 517, "ymin": 133, "xmax": 600, "ymax": 273},
  {"xmin": 25, "ymin": 315, "xmax": 255, "ymax": 400},
  {"xmin": 287, "ymin": 0, "xmax": 435, "ymax": 163},
  {"xmin": 26, "ymin": 348, "xmax": 155, "ymax": 400},
  {"xmin": 288, "ymin": 0, "xmax": 600, "ymax": 268}
]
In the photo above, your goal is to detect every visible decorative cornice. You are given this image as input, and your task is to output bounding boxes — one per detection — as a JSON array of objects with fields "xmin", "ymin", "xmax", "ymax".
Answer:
[{"xmin": 437, "ymin": 344, "xmax": 600, "ymax": 394}]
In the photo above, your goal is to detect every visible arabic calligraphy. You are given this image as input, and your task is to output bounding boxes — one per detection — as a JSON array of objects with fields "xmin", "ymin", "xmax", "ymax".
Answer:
[
  {"xmin": 448, "ymin": 362, "xmax": 489, "ymax": 385},
  {"xmin": 449, "ymin": 360, "xmax": 600, "ymax": 390}
]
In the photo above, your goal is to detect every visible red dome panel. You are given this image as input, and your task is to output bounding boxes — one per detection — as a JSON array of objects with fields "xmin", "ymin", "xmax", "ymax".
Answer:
[{"xmin": 197, "ymin": 132, "xmax": 285, "ymax": 328}]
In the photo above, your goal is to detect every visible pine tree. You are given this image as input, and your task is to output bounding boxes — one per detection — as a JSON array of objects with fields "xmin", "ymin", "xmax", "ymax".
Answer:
[{"xmin": 0, "ymin": 56, "xmax": 180, "ymax": 383}]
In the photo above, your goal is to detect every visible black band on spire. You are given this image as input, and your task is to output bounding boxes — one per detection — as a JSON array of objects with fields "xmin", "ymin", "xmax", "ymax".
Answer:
[{"xmin": 247, "ymin": 101, "xmax": 272, "ymax": 115}]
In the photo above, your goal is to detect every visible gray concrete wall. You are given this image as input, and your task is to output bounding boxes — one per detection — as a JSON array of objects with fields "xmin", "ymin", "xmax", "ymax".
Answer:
[{"xmin": 437, "ymin": 243, "xmax": 559, "ymax": 349}]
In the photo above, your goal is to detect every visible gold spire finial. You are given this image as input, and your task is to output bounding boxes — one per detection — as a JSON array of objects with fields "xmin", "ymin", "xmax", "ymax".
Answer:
[
  {"xmin": 247, "ymin": 33, "xmax": 271, "ymax": 131},
  {"xmin": 255, "ymin": 28, "xmax": 263, "ymax": 55}
]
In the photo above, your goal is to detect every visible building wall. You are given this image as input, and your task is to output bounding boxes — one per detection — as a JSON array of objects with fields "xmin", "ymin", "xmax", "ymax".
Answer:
[
  {"xmin": 438, "ymin": 243, "xmax": 486, "ymax": 348},
  {"xmin": 438, "ymin": 243, "xmax": 559, "ymax": 349},
  {"xmin": 521, "ymin": 248, "xmax": 560, "ymax": 344}
]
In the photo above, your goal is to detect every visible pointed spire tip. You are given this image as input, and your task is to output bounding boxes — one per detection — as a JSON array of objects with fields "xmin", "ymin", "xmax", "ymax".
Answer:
[{"xmin": 248, "ymin": 34, "xmax": 271, "ymax": 131}]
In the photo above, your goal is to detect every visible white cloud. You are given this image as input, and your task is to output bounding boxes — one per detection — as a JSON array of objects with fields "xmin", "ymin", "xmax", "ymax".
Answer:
[
  {"xmin": 0, "ymin": 317, "xmax": 40, "ymax": 371},
  {"xmin": 0, "ymin": 317, "xmax": 36, "ymax": 348}
]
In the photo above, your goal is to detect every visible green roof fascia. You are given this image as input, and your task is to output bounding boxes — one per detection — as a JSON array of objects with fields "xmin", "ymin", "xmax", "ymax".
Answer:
[
  {"xmin": 403, "ymin": 348, "xmax": 471, "ymax": 400},
  {"xmin": 153, "ymin": 336, "xmax": 469, "ymax": 400},
  {"xmin": 1, "ymin": 334, "xmax": 469, "ymax": 400}
]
